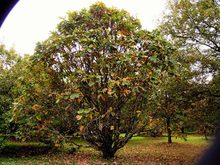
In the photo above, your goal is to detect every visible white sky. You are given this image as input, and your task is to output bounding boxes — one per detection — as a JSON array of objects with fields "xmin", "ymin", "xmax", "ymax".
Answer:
[{"xmin": 0, "ymin": 0, "xmax": 167, "ymax": 55}]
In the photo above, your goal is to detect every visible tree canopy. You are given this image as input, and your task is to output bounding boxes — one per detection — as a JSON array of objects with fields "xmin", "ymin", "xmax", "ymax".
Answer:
[
  {"xmin": 161, "ymin": 0, "xmax": 220, "ymax": 57},
  {"xmin": 25, "ymin": 2, "xmax": 176, "ymax": 158}
]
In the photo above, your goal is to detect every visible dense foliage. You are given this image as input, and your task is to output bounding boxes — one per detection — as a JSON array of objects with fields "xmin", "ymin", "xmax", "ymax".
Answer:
[
  {"xmin": 29, "ymin": 3, "xmax": 176, "ymax": 158},
  {"xmin": 11, "ymin": 59, "xmax": 79, "ymax": 146},
  {"xmin": 0, "ymin": 44, "xmax": 20, "ymax": 146}
]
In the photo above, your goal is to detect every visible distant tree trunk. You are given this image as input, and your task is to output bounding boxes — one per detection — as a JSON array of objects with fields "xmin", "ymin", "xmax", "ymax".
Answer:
[
  {"xmin": 181, "ymin": 126, "xmax": 187, "ymax": 141},
  {"xmin": 181, "ymin": 127, "xmax": 185, "ymax": 134},
  {"xmin": 166, "ymin": 116, "xmax": 172, "ymax": 143},
  {"xmin": 204, "ymin": 128, "xmax": 208, "ymax": 141}
]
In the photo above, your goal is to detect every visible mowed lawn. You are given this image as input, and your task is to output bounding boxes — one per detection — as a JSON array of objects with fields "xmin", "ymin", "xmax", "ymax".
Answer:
[{"xmin": 0, "ymin": 135, "xmax": 209, "ymax": 165}]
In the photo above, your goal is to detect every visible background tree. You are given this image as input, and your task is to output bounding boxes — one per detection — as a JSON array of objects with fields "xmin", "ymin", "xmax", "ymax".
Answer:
[
  {"xmin": 161, "ymin": 0, "xmax": 219, "ymax": 86},
  {"xmin": 0, "ymin": 43, "xmax": 20, "ymax": 145},
  {"xmin": 10, "ymin": 56, "xmax": 79, "ymax": 148},
  {"xmin": 162, "ymin": 0, "xmax": 219, "ymax": 57},
  {"xmin": 160, "ymin": 0, "xmax": 220, "ymax": 136},
  {"xmin": 151, "ymin": 53, "xmax": 194, "ymax": 143},
  {"xmin": 32, "ymin": 3, "xmax": 176, "ymax": 159},
  {"xmin": 188, "ymin": 70, "xmax": 220, "ymax": 138}
]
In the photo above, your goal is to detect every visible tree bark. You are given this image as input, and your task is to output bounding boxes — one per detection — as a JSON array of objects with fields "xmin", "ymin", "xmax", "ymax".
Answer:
[
  {"xmin": 102, "ymin": 148, "xmax": 115, "ymax": 159},
  {"xmin": 166, "ymin": 116, "xmax": 172, "ymax": 143},
  {"xmin": 101, "ymin": 134, "xmax": 116, "ymax": 159},
  {"xmin": 181, "ymin": 127, "xmax": 185, "ymax": 134}
]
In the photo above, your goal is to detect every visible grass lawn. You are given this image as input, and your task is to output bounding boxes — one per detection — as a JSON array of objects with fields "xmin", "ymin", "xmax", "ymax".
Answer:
[{"xmin": 0, "ymin": 135, "xmax": 209, "ymax": 165}]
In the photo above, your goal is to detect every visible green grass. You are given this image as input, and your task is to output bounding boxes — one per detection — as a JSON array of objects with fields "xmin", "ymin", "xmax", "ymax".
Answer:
[
  {"xmin": 0, "ymin": 135, "xmax": 209, "ymax": 165},
  {"xmin": 5, "ymin": 141, "xmax": 48, "ymax": 147},
  {"xmin": 131, "ymin": 135, "xmax": 210, "ymax": 145},
  {"xmin": 172, "ymin": 135, "xmax": 210, "ymax": 144}
]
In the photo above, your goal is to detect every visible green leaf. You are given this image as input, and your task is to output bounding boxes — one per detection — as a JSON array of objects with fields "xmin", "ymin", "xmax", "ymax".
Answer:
[
  {"xmin": 70, "ymin": 93, "xmax": 80, "ymax": 99},
  {"xmin": 150, "ymin": 57, "xmax": 157, "ymax": 62},
  {"xmin": 64, "ymin": 95, "xmax": 69, "ymax": 100},
  {"xmin": 78, "ymin": 108, "xmax": 92, "ymax": 114},
  {"xmin": 36, "ymin": 114, "xmax": 41, "ymax": 121},
  {"xmin": 88, "ymin": 81, "xmax": 95, "ymax": 87}
]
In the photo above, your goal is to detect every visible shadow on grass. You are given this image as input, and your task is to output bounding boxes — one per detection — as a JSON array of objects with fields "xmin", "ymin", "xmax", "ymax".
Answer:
[{"xmin": 0, "ymin": 143, "xmax": 52, "ymax": 157}]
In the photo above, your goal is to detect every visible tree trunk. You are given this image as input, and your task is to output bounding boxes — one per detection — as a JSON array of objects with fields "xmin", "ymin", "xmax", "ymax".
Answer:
[
  {"xmin": 166, "ymin": 116, "xmax": 172, "ymax": 143},
  {"xmin": 204, "ymin": 129, "xmax": 208, "ymax": 140},
  {"xmin": 102, "ymin": 147, "xmax": 115, "ymax": 159},
  {"xmin": 101, "ymin": 134, "xmax": 115, "ymax": 159},
  {"xmin": 181, "ymin": 127, "xmax": 185, "ymax": 134},
  {"xmin": 181, "ymin": 126, "xmax": 187, "ymax": 141}
]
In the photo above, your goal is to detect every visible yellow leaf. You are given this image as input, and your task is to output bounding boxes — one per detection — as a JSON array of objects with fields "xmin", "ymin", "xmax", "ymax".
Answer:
[
  {"xmin": 110, "ymin": 125, "xmax": 114, "ymax": 130},
  {"xmin": 107, "ymin": 88, "xmax": 113, "ymax": 95},
  {"xmin": 55, "ymin": 143, "xmax": 60, "ymax": 147},
  {"xmin": 76, "ymin": 115, "xmax": 82, "ymax": 121},
  {"xmin": 79, "ymin": 125, "xmax": 84, "ymax": 132},
  {"xmin": 32, "ymin": 104, "xmax": 42, "ymax": 111},
  {"xmin": 117, "ymin": 29, "xmax": 129, "ymax": 36},
  {"xmin": 89, "ymin": 114, "xmax": 93, "ymax": 120},
  {"xmin": 122, "ymin": 77, "xmax": 130, "ymax": 81},
  {"xmin": 131, "ymin": 54, "xmax": 137, "ymax": 60},
  {"xmin": 121, "ymin": 89, "xmax": 131, "ymax": 96},
  {"xmin": 99, "ymin": 123, "xmax": 103, "ymax": 131},
  {"xmin": 108, "ymin": 107, "xmax": 113, "ymax": 112}
]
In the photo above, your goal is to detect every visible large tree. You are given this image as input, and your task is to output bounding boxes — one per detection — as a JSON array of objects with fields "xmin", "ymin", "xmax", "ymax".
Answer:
[{"xmin": 32, "ymin": 3, "xmax": 175, "ymax": 158}]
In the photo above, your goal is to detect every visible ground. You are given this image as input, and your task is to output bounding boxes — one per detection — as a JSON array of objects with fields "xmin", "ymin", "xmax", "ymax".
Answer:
[{"xmin": 0, "ymin": 135, "xmax": 209, "ymax": 165}]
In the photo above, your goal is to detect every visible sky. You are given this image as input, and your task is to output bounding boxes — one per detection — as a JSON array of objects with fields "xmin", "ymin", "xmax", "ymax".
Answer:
[{"xmin": 0, "ymin": 0, "xmax": 167, "ymax": 55}]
